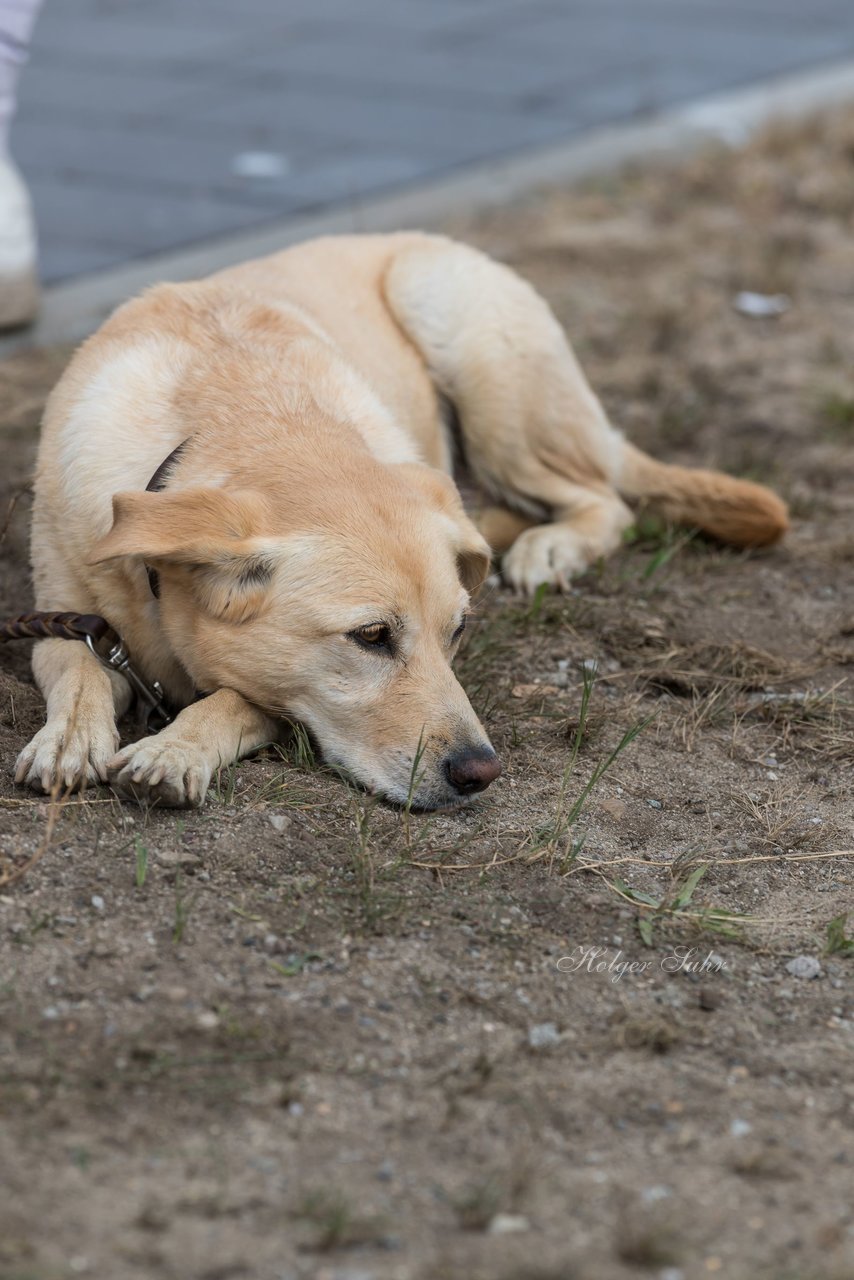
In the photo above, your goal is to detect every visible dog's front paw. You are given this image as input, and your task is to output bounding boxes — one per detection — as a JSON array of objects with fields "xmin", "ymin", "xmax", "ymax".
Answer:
[
  {"xmin": 501, "ymin": 525, "xmax": 588, "ymax": 594},
  {"xmin": 15, "ymin": 718, "xmax": 119, "ymax": 794},
  {"xmin": 107, "ymin": 736, "xmax": 212, "ymax": 808}
]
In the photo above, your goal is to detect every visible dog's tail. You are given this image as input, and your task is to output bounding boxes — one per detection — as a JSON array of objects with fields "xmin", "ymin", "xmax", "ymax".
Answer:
[{"xmin": 616, "ymin": 440, "xmax": 789, "ymax": 547}]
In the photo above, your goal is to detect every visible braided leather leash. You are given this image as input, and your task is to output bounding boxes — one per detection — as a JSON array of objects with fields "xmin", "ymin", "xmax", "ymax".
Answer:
[
  {"xmin": 0, "ymin": 610, "xmax": 116, "ymax": 645},
  {"xmin": 0, "ymin": 609, "xmax": 173, "ymax": 730}
]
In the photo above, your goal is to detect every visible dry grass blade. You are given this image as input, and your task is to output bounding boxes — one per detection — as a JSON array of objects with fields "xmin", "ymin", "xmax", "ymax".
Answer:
[
  {"xmin": 0, "ymin": 685, "xmax": 89, "ymax": 888},
  {"xmin": 0, "ymin": 787, "xmax": 72, "ymax": 888},
  {"xmin": 745, "ymin": 681, "xmax": 854, "ymax": 759},
  {"xmin": 734, "ymin": 785, "xmax": 825, "ymax": 850},
  {"xmin": 0, "ymin": 485, "xmax": 30, "ymax": 548},
  {"xmin": 630, "ymin": 641, "xmax": 810, "ymax": 696},
  {"xmin": 567, "ymin": 848, "xmax": 853, "ymax": 875}
]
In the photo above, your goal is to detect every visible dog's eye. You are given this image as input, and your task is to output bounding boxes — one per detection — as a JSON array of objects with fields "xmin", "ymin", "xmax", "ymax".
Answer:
[
  {"xmin": 451, "ymin": 616, "xmax": 467, "ymax": 644},
  {"xmin": 349, "ymin": 623, "xmax": 394, "ymax": 654}
]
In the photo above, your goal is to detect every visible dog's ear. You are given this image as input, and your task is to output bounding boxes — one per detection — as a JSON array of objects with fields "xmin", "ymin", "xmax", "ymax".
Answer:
[
  {"xmin": 89, "ymin": 487, "xmax": 276, "ymax": 622},
  {"xmin": 398, "ymin": 463, "xmax": 492, "ymax": 593},
  {"xmin": 453, "ymin": 519, "xmax": 492, "ymax": 593}
]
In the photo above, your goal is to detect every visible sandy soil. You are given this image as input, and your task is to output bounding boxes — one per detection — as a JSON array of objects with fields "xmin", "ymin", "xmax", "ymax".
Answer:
[{"xmin": 1, "ymin": 109, "xmax": 853, "ymax": 1280}]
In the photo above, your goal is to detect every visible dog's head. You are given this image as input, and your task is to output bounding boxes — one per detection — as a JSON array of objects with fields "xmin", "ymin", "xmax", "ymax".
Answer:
[{"xmin": 91, "ymin": 457, "xmax": 501, "ymax": 808}]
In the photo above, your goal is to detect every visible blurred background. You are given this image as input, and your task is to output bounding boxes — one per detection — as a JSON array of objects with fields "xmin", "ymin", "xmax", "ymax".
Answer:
[{"xmin": 12, "ymin": 0, "xmax": 854, "ymax": 282}]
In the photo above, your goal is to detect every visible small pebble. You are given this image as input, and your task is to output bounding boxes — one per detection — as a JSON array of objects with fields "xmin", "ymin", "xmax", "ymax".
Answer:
[
  {"xmin": 785, "ymin": 955, "xmax": 822, "ymax": 980},
  {"xmin": 733, "ymin": 290, "xmax": 790, "ymax": 318},
  {"xmin": 646, "ymin": 798, "xmax": 662, "ymax": 810},
  {"xmin": 698, "ymin": 987, "xmax": 722, "ymax": 1012},
  {"xmin": 730, "ymin": 1118, "xmax": 752, "ymax": 1138},
  {"xmin": 528, "ymin": 1022, "xmax": 560, "ymax": 1049},
  {"xmin": 268, "ymin": 814, "xmax": 290, "ymax": 833},
  {"xmin": 156, "ymin": 849, "xmax": 200, "ymax": 868},
  {"xmin": 488, "ymin": 1213, "xmax": 530, "ymax": 1235},
  {"xmin": 90, "ymin": 895, "xmax": 105, "ymax": 912},
  {"xmin": 642, "ymin": 1185, "xmax": 672, "ymax": 1203}
]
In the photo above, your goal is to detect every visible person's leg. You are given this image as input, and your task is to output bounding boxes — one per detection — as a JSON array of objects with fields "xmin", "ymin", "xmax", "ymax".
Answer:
[{"xmin": 0, "ymin": 0, "xmax": 44, "ymax": 329}]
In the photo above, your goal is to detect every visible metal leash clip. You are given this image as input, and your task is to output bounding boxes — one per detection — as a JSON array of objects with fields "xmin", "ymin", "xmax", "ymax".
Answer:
[
  {"xmin": 83, "ymin": 632, "xmax": 173, "ymax": 732},
  {"xmin": 0, "ymin": 609, "xmax": 174, "ymax": 734}
]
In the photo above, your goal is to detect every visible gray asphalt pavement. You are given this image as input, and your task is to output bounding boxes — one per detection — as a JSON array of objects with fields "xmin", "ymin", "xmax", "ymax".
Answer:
[{"xmin": 11, "ymin": 0, "xmax": 854, "ymax": 282}]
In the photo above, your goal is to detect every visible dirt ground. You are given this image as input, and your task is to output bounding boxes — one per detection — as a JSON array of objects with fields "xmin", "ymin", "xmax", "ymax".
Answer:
[{"xmin": 1, "ymin": 108, "xmax": 853, "ymax": 1280}]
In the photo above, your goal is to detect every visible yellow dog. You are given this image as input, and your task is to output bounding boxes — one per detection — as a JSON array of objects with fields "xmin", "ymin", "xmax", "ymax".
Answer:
[{"xmin": 17, "ymin": 234, "xmax": 787, "ymax": 809}]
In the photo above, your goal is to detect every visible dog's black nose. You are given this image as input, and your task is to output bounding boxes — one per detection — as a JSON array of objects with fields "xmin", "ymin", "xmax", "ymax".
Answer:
[{"xmin": 444, "ymin": 746, "xmax": 502, "ymax": 795}]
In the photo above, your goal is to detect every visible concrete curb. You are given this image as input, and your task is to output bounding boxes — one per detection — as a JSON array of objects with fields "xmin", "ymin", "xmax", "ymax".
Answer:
[{"xmin": 3, "ymin": 54, "xmax": 854, "ymax": 356}]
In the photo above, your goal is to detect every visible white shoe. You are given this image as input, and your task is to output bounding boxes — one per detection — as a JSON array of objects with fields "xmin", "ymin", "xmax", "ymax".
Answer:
[{"xmin": 0, "ymin": 152, "xmax": 38, "ymax": 329}]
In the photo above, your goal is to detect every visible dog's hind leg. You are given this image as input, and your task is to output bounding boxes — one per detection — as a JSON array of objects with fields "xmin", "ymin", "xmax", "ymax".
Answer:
[
  {"xmin": 384, "ymin": 236, "xmax": 633, "ymax": 592},
  {"xmin": 15, "ymin": 637, "xmax": 131, "ymax": 793}
]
